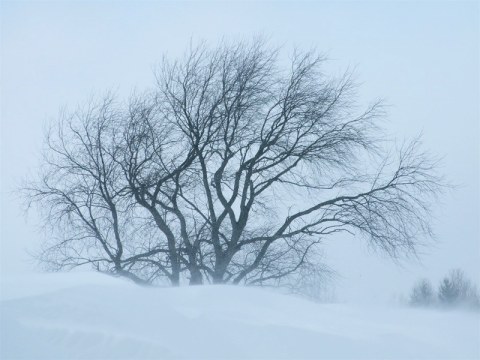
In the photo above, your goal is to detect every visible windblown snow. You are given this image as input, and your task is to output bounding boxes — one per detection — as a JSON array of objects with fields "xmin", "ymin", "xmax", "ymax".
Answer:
[{"xmin": 1, "ymin": 272, "xmax": 479, "ymax": 359}]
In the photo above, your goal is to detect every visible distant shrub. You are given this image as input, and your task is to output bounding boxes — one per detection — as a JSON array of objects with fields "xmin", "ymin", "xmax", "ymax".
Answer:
[
  {"xmin": 409, "ymin": 279, "xmax": 434, "ymax": 307},
  {"xmin": 408, "ymin": 268, "xmax": 479, "ymax": 311},
  {"xmin": 438, "ymin": 269, "xmax": 480, "ymax": 309},
  {"xmin": 438, "ymin": 276, "xmax": 460, "ymax": 305}
]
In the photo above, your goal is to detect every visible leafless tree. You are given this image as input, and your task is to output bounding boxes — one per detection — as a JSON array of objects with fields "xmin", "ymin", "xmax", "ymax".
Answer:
[
  {"xmin": 25, "ymin": 39, "xmax": 443, "ymax": 287},
  {"xmin": 155, "ymin": 39, "xmax": 443, "ymax": 284},
  {"xmin": 24, "ymin": 96, "xmax": 174, "ymax": 285}
]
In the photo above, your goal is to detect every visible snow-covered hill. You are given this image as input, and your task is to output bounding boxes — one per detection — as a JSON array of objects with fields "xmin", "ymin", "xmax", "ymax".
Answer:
[{"xmin": 1, "ymin": 272, "xmax": 479, "ymax": 359}]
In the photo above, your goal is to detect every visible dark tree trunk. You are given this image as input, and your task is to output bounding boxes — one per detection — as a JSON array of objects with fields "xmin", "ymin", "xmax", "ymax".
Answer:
[{"xmin": 188, "ymin": 269, "xmax": 203, "ymax": 285}]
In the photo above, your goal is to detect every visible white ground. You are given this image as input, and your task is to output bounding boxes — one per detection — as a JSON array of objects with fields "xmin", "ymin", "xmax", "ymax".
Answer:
[{"xmin": 1, "ymin": 272, "xmax": 479, "ymax": 359}]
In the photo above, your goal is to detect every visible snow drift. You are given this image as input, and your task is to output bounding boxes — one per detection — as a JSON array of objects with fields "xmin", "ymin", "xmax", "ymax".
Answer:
[{"xmin": 1, "ymin": 272, "xmax": 479, "ymax": 359}]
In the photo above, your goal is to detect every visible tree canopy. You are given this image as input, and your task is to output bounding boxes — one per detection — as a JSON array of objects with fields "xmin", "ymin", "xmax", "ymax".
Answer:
[{"xmin": 25, "ymin": 40, "xmax": 443, "ymax": 286}]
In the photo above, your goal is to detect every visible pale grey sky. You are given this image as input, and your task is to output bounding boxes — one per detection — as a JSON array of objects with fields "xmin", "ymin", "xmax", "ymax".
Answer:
[{"xmin": 1, "ymin": 0, "xmax": 478, "ymax": 302}]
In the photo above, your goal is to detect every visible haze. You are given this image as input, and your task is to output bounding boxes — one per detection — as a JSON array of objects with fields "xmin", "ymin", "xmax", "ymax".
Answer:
[{"xmin": 1, "ymin": 0, "xmax": 478, "ymax": 303}]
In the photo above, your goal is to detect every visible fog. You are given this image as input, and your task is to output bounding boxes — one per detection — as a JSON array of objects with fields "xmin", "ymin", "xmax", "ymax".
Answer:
[{"xmin": 1, "ymin": 1, "xmax": 478, "ymax": 305}]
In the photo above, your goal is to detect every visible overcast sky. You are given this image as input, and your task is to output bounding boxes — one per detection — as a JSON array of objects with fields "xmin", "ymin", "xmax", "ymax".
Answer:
[{"xmin": 1, "ymin": 0, "xmax": 478, "ymax": 302}]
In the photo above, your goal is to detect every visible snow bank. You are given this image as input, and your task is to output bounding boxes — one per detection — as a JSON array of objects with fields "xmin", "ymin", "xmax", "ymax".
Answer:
[{"xmin": 1, "ymin": 272, "xmax": 479, "ymax": 359}]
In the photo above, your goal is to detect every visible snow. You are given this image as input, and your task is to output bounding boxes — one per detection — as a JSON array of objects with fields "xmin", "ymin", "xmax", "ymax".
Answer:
[{"xmin": 1, "ymin": 272, "xmax": 479, "ymax": 359}]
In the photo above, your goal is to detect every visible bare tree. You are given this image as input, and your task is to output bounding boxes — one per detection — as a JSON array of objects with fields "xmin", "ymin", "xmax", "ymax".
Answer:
[
  {"xmin": 156, "ymin": 39, "xmax": 443, "ymax": 284},
  {"xmin": 26, "ymin": 39, "xmax": 443, "ymax": 287},
  {"xmin": 24, "ymin": 96, "xmax": 173, "ymax": 285}
]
